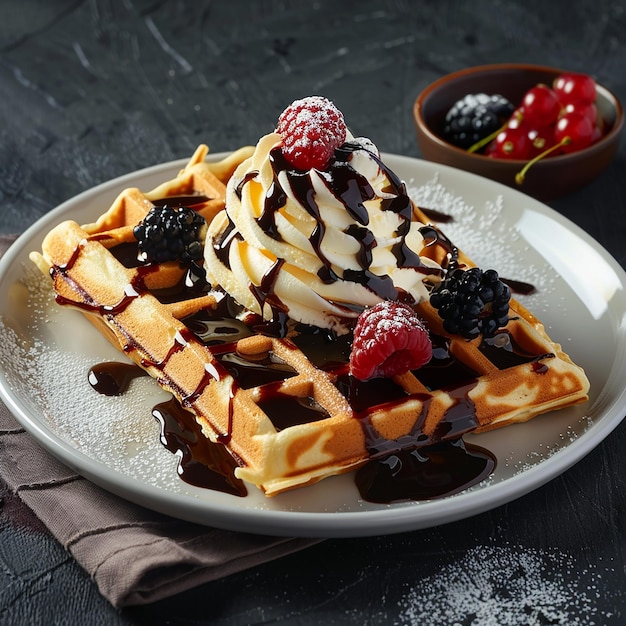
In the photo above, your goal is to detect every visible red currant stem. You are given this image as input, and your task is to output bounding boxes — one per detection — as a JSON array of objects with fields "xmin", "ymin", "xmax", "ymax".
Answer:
[
  {"xmin": 467, "ymin": 111, "xmax": 523, "ymax": 154},
  {"xmin": 514, "ymin": 137, "xmax": 572, "ymax": 185},
  {"xmin": 467, "ymin": 122, "xmax": 507, "ymax": 154}
]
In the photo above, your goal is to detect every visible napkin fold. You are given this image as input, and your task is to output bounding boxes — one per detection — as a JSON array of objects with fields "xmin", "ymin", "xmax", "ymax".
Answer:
[{"xmin": 0, "ymin": 234, "xmax": 321, "ymax": 608}]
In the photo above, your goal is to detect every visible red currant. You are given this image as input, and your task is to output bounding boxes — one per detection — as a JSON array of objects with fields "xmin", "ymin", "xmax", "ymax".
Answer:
[
  {"xmin": 553, "ymin": 73, "xmax": 596, "ymax": 106},
  {"xmin": 515, "ymin": 108, "xmax": 597, "ymax": 185},
  {"xmin": 562, "ymin": 102, "xmax": 599, "ymax": 129},
  {"xmin": 554, "ymin": 111, "xmax": 595, "ymax": 153},
  {"xmin": 505, "ymin": 109, "xmax": 524, "ymax": 129},
  {"xmin": 520, "ymin": 84, "xmax": 561, "ymax": 126},
  {"xmin": 527, "ymin": 125, "xmax": 557, "ymax": 158},
  {"xmin": 487, "ymin": 126, "xmax": 532, "ymax": 159}
]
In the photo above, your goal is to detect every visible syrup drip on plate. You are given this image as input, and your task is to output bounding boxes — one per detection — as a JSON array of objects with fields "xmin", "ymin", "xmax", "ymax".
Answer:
[
  {"xmin": 87, "ymin": 361, "xmax": 147, "ymax": 396},
  {"xmin": 152, "ymin": 398, "xmax": 247, "ymax": 496}
]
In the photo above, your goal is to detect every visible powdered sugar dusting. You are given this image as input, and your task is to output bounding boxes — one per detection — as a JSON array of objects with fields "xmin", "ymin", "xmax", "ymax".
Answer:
[
  {"xmin": 0, "ymin": 267, "xmax": 180, "ymax": 489},
  {"xmin": 396, "ymin": 544, "xmax": 614, "ymax": 625},
  {"xmin": 365, "ymin": 300, "xmax": 424, "ymax": 334}
]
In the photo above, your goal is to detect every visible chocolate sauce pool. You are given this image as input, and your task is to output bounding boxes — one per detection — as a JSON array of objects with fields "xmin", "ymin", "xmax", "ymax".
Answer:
[
  {"xmin": 87, "ymin": 362, "xmax": 147, "ymax": 396},
  {"xmin": 152, "ymin": 398, "xmax": 247, "ymax": 496},
  {"xmin": 355, "ymin": 441, "xmax": 495, "ymax": 504}
]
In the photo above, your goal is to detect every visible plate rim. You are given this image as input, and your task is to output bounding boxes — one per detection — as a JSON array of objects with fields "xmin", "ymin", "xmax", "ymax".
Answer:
[{"xmin": 1, "ymin": 152, "xmax": 625, "ymax": 538}]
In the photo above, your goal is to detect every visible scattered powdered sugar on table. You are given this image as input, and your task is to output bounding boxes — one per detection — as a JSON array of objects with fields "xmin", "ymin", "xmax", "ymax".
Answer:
[{"xmin": 395, "ymin": 544, "xmax": 614, "ymax": 625}]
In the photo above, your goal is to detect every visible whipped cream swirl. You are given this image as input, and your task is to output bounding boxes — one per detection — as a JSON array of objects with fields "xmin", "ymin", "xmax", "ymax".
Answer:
[{"xmin": 204, "ymin": 132, "xmax": 442, "ymax": 335}]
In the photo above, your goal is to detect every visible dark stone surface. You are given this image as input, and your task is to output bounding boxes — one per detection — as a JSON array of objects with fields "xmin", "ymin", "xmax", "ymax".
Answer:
[{"xmin": 1, "ymin": 0, "xmax": 625, "ymax": 623}]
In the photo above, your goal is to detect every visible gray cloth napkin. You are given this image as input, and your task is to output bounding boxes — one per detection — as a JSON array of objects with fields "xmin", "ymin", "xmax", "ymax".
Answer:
[{"xmin": 0, "ymin": 233, "xmax": 321, "ymax": 608}]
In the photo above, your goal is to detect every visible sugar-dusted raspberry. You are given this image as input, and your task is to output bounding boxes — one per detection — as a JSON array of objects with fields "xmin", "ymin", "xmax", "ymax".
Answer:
[
  {"xmin": 277, "ymin": 96, "xmax": 347, "ymax": 170},
  {"xmin": 349, "ymin": 301, "xmax": 433, "ymax": 381}
]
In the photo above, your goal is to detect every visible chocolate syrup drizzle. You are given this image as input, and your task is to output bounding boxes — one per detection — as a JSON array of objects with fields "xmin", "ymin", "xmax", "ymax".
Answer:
[
  {"xmin": 152, "ymin": 398, "xmax": 246, "ymax": 496},
  {"xmin": 227, "ymin": 142, "xmax": 445, "ymax": 304}
]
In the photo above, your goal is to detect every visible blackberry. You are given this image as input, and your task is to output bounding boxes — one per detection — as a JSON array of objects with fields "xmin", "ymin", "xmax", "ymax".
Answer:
[
  {"xmin": 442, "ymin": 93, "xmax": 515, "ymax": 150},
  {"xmin": 133, "ymin": 205, "xmax": 207, "ymax": 264},
  {"xmin": 429, "ymin": 267, "xmax": 511, "ymax": 339}
]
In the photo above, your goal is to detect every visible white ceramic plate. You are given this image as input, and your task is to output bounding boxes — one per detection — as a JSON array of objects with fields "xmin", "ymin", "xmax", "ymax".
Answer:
[{"xmin": 1, "ymin": 154, "xmax": 625, "ymax": 538}]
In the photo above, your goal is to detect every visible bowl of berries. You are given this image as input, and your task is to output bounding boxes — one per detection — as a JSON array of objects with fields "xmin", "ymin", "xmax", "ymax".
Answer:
[{"xmin": 413, "ymin": 63, "xmax": 623, "ymax": 201}]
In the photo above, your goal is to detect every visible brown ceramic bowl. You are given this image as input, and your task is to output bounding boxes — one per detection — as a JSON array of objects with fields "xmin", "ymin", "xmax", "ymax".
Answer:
[{"xmin": 413, "ymin": 63, "xmax": 623, "ymax": 202}]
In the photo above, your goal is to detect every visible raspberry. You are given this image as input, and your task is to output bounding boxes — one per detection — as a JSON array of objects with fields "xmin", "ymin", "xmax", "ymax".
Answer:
[
  {"xmin": 133, "ymin": 205, "xmax": 207, "ymax": 264},
  {"xmin": 349, "ymin": 301, "xmax": 433, "ymax": 381},
  {"xmin": 277, "ymin": 96, "xmax": 347, "ymax": 170},
  {"xmin": 429, "ymin": 267, "xmax": 510, "ymax": 339}
]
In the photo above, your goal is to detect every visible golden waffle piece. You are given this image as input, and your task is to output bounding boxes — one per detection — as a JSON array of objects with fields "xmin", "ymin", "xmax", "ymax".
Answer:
[{"xmin": 30, "ymin": 148, "xmax": 590, "ymax": 496}]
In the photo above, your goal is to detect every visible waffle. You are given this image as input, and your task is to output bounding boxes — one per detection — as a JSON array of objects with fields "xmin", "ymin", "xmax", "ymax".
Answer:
[{"xmin": 30, "ymin": 146, "xmax": 590, "ymax": 497}]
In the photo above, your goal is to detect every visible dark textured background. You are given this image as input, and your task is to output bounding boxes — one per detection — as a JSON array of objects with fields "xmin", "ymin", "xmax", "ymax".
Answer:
[{"xmin": 1, "ymin": 1, "xmax": 626, "ymax": 623}]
